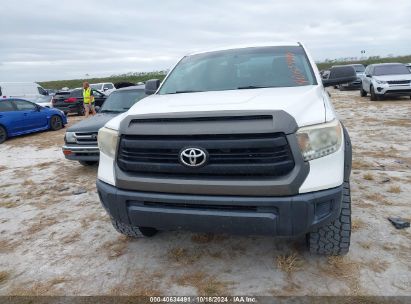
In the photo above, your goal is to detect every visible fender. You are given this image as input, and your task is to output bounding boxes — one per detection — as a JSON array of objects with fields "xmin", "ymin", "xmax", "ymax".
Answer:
[
  {"xmin": 0, "ymin": 123, "xmax": 9, "ymax": 136},
  {"xmin": 342, "ymin": 123, "xmax": 352, "ymax": 181}
]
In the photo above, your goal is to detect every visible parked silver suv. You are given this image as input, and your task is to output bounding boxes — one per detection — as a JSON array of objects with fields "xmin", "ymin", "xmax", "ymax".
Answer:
[{"xmin": 361, "ymin": 63, "xmax": 411, "ymax": 100}]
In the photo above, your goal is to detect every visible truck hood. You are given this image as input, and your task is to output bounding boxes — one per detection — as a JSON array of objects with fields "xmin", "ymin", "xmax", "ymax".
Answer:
[
  {"xmin": 67, "ymin": 113, "xmax": 118, "ymax": 132},
  {"xmin": 126, "ymin": 85, "xmax": 326, "ymax": 127}
]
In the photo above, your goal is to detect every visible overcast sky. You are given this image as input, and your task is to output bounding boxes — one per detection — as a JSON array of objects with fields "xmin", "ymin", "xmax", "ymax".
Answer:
[{"xmin": 1, "ymin": 0, "xmax": 411, "ymax": 82}]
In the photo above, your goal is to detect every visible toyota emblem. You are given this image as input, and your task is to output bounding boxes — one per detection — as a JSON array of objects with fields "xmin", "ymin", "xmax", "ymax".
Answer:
[{"xmin": 180, "ymin": 147, "xmax": 208, "ymax": 167}]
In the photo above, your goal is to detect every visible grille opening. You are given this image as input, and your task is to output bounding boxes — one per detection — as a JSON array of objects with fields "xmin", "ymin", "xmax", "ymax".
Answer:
[
  {"xmin": 75, "ymin": 132, "xmax": 97, "ymax": 136},
  {"xmin": 132, "ymin": 201, "xmax": 266, "ymax": 212},
  {"xmin": 74, "ymin": 132, "xmax": 98, "ymax": 144},
  {"xmin": 75, "ymin": 153, "xmax": 99, "ymax": 156},
  {"xmin": 118, "ymin": 133, "xmax": 295, "ymax": 179},
  {"xmin": 387, "ymin": 80, "xmax": 410, "ymax": 85},
  {"xmin": 385, "ymin": 89, "xmax": 411, "ymax": 94}
]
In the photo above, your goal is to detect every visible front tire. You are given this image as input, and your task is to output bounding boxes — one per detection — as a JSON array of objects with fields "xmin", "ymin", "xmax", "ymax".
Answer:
[
  {"xmin": 0, "ymin": 126, "xmax": 7, "ymax": 144},
  {"xmin": 360, "ymin": 88, "xmax": 367, "ymax": 97},
  {"xmin": 370, "ymin": 85, "xmax": 382, "ymax": 101},
  {"xmin": 307, "ymin": 181, "xmax": 351, "ymax": 255},
  {"xmin": 111, "ymin": 218, "xmax": 158, "ymax": 238},
  {"xmin": 50, "ymin": 115, "xmax": 63, "ymax": 131}
]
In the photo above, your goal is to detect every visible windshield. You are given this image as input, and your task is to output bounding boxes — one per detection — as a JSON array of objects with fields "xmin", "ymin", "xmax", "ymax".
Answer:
[
  {"xmin": 100, "ymin": 90, "xmax": 146, "ymax": 113},
  {"xmin": 353, "ymin": 65, "xmax": 365, "ymax": 73},
  {"xmin": 90, "ymin": 84, "xmax": 103, "ymax": 90},
  {"xmin": 374, "ymin": 65, "xmax": 410, "ymax": 76},
  {"xmin": 158, "ymin": 46, "xmax": 316, "ymax": 95}
]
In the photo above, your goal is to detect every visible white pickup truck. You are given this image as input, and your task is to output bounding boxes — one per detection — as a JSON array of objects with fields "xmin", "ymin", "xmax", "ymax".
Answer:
[
  {"xmin": 90, "ymin": 82, "xmax": 116, "ymax": 95},
  {"xmin": 96, "ymin": 43, "xmax": 357, "ymax": 255}
]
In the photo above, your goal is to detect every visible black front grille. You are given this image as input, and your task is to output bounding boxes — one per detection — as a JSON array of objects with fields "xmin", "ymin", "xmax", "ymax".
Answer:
[
  {"xmin": 387, "ymin": 80, "xmax": 410, "ymax": 85},
  {"xmin": 74, "ymin": 132, "xmax": 98, "ymax": 145},
  {"xmin": 117, "ymin": 133, "xmax": 295, "ymax": 179}
]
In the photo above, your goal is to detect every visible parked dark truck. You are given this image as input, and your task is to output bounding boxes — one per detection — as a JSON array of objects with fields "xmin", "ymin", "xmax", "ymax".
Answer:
[
  {"xmin": 52, "ymin": 88, "xmax": 107, "ymax": 115},
  {"xmin": 96, "ymin": 43, "xmax": 356, "ymax": 255},
  {"xmin": 62, "ymin": 85, "xmax": 146, "ymax": 166},
  {"xmin": 339, "ymin": 64, "xmax": 365, "ymax": 90}
]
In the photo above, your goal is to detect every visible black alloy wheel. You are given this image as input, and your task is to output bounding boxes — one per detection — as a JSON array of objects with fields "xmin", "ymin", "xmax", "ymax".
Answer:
[{"xmin": 50, "ymin": 115, "xmax": 63, "ymax": 131}]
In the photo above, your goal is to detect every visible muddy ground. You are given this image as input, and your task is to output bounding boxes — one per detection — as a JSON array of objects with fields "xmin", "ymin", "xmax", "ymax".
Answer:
[{"xmin": 0, "ymin": 89, "xmax": 410, "ymax": 296}]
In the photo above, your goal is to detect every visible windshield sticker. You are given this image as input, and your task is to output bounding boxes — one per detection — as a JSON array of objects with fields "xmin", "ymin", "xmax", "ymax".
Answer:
[{"xmin": 286, "ymin": 52, "xmax": 308, "ymax": 85}]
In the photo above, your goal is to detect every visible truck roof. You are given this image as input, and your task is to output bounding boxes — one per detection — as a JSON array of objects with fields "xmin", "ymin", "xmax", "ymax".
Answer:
[
  {"xmin": 370, "ymin": 62, "xmax": 403, "ymax": 67},
  {"xmin": 116, "ymin": 85, "xmax": 145, "ymax": 91},
  {"xmin": 187, "ymin": 42, "xmax": 301, "ymax": 56}
]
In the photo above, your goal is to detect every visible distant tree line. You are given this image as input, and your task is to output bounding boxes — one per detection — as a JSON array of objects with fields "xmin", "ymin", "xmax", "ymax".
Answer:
[
  {"xmin": 39, "ymin": 55, "xmax": 411, "ymax": 89},
  {"xmin": 39, "ymin": 70, "xmax": 168, "ymax": 90},
  {"xmin": 316, "ymin": 54, "xmax": 411, "ymax": 70}
]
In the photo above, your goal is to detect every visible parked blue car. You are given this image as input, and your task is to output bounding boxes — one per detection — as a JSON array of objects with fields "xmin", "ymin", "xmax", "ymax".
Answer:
[{"xmin": 0, "ymin": 98, "xmax": 67, "ymax": 144}]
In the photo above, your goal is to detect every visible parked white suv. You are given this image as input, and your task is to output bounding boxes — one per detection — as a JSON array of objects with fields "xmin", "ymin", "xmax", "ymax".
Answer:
[
  {"xmin": 97, "ymin": 43, "xmax": 356, "ymax": 255},
  {"xmin": 361, "ymin": 63, "xmax": 411, "ymax": 100},
  {"xmin": 90, "ymin": 83, "xmax": 116, "ymax": 95}
]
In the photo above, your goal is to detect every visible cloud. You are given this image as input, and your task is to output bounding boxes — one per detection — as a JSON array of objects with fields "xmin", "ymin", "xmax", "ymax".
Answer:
[{"xmin": 1, "ymin": 0, "xmax": 410, "ymax": 81}]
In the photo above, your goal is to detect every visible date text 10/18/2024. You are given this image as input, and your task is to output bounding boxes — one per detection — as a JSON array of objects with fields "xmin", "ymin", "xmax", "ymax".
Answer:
[{"xmin": 149, "ymin": 296, "xmax": 257, "ymax": 303}]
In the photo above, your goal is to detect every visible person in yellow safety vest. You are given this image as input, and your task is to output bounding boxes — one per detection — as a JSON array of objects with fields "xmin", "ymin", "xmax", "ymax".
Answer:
[{"xmin": 82, "ymin": 81, "xmax": 96, "ymax": 117}]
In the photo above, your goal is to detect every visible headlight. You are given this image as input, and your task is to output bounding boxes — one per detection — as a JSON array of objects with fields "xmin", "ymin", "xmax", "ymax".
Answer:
[
  {"xmin": 98, "ymin": 127, "xmax": 119, "ymax": 158},
  {"xmin": 375, "ymin": 79, "xmax": 387, "ymax": 85},
  {"xmin": 65, "ymin": 132, "xmax": 76, "ymax": 143},
  {"xmin": 296, "ymin": 120, "xmax": 342, "ymax": 161}
]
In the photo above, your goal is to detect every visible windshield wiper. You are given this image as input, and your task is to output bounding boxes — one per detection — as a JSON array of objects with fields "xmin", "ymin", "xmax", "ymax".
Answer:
[
  {"xmin": 167, "ymin": 90, "xmax": 204, "ymax": 94},
  {"xmin": 237, "ymin": 85, "xmax": 275, "ymax": 90}
]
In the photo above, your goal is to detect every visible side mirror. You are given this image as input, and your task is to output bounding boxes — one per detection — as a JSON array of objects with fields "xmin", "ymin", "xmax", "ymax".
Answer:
[
  {"xmin": 365, "ymin": 74, "xmax": 371, "ymax": 78},
  {"xmin": 95, "ymin": 106, "xmax": 101, "ymax": 113},
  {"xmin": 322, "ymin": 66, "xmax": 357, "ymax": 87},
  {"xmin": 145, "ymin": 79, "xmax": 160, "ymax": 95},
  {"xmin": 103, "ymin": 87, "xmax": 108, "ymax": 91}
]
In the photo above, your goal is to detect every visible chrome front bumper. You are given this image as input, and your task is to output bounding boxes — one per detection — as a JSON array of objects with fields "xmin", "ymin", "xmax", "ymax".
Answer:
[{"xmin": 62, "ymin": 145, "xmax": 100, "ymax": 161}]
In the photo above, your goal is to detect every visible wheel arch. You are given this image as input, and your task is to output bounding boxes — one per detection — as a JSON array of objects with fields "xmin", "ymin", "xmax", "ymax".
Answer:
[
  {"xmin": 342, "ymin": 123, "xmax": 352, "ymax": 181},
  {"xmin": 0, "ymin": 123, "xmax": 9, "ymax": 135},
  {"xmin": 0, "ymin": 123, "xmax": 9, "ymax": 142}
]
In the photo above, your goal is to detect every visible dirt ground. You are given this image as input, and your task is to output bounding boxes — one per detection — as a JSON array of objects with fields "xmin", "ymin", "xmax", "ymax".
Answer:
[{"xmin": 0, "ymin": 89, "xmax": 410, "ymax": 296}]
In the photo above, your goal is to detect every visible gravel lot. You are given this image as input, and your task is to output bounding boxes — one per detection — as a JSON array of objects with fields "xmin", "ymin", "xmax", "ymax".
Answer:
[{"xmin": 0, "ymin": 89, "xmax": 410, "ymax": 296}]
